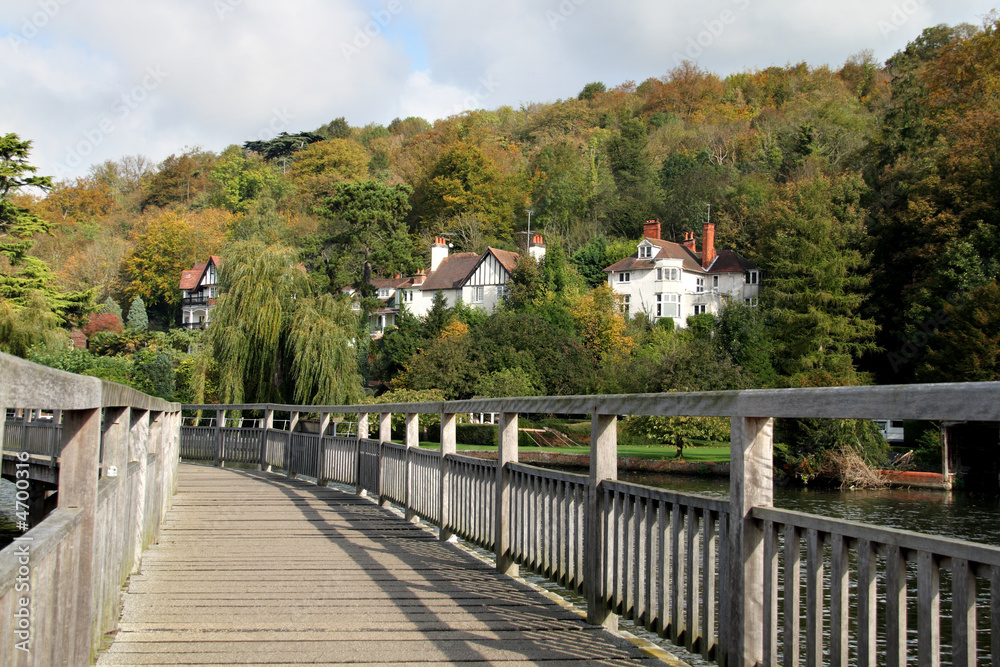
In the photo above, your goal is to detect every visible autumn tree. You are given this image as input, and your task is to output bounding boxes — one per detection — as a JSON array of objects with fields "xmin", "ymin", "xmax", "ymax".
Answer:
[
  {"xmin": 287, "ymin": 138, "xmax": 370, "ymax": 205},
  {"xmin": 0, "ymin": 133, "xmax": 91, "ymax": 326},
  {"xmin": 119, "ymin": 209, "xmax": 229, "ymax": 322}
]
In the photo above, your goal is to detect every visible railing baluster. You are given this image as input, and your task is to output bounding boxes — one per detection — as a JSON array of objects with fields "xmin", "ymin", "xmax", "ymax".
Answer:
[
  {"xmin": 685, "ymin": 506, "xmax": 699, "ymax": 653},
  {"xmin": 951, "ymin": 558, "xmax": 976, "ymax": 667},
  {"xmin": 886, "ymin": 545, "xmax": 908, "ymax": 667},
  {"xmin": 763, "ymin": 518, "xmax": 778, "ymax": 667},
  {"xmin": 917, "ymin": 551, "xmax": 941, "ymax": 667},
  {"xmin": 829, "ymin": 533, "xmax": 849, "ymax": 667},
  {"xmin": 671, "ymin": 502, "xmax": 682, "ymax": 645},
  {"xmin": 701, "ymin": 509, "xmax": 716, "ymax": 661},
  {"xmin": 805, "ymin": 528, "xmax": 824, "ymax": 667},
  {"xmin": 784, "ymin": 525, "xmax": 801, "ymax": 667}
]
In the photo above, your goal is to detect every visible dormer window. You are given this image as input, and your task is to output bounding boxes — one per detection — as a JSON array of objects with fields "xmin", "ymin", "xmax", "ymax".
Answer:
[
  {"xmin": 377, "ymin": 288, "xmax": 390, "ymax": 298},
  {"xmin": 638, "ymin": 245, "xmax": 653, "ymax": 259}
]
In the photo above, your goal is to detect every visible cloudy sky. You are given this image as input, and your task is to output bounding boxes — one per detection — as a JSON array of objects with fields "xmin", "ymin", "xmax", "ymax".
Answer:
[{"xmin": 1, "ymin": 0, "xmax": 995, "ymax": 180}]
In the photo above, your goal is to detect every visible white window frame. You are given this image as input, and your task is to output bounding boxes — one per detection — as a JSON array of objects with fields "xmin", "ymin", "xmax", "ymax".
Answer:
[
  {"xmin": 377, "ymin": 288, "xmax": 390, "ymax": 298},
  {"xmin": 696, "ymin": 277, "xmax": 705, "ymax": 293},
  {"xmin": 472, "ymin": 285, "xmax": 485, "ymax": 303},
  {"xmin": 693, "ymin": 304, "xmax": 707, "ymax": 315},
  {"xmin": 746, "ymin": 270, "xmax": 759, "ymax": 285},
  {"xmin": 656, "ymin": 268, "xmax": 662, "ymax": 281},
  {"xmin": 618, "ymin": 272, "xmax": 631, "ymax": 284},
  {"xmin": 656, "ymin": 293, "xmax": 680, "ymax": 319},
  {"xmin": 712, "ymin": 275, "xmax": 719, "ymax": 289},
  {"xmin": 639, "ymin": 245, "xmax": 652, "ymax": 259},
  {"xmin": 621, "ymin": 294, "xmax": 630, "ymax": 316}
]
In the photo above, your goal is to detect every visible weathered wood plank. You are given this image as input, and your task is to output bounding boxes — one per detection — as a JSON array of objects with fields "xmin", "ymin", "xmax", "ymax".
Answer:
[{"xmin": 97, "ymin": 464, "xmax": 662, "ymax": 667}]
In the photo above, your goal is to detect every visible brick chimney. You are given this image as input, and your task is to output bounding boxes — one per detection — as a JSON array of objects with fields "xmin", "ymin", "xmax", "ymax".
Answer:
[
  {"xmin": 643, "ymin": 220, "xmax": 661, "ymax": 240},
  {"xmin": 528, "ymin": 234, "xmax": 546, "ymax": 262},
  {"xmin": 413, "ymin": 269, "xmax": 426, "ymax": 286},
  {"xmin": 682, "ymin": 231, "xmax": 696, "ymax": 252},
  {"xmin": 431, "ymin": 237, "xmax": 449, "ymax": 272},
  {"xmin": 701, "ymin": 222, "xmax": 716, "ymax": 269}
]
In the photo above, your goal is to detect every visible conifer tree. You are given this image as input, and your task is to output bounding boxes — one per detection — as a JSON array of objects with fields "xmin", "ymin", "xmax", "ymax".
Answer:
[{"xmin": 127, "ymin": 296, "xmax": 149, "ymax": 331}]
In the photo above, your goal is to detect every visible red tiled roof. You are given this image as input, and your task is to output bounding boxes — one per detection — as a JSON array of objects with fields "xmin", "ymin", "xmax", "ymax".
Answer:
[
  {"xmin": 488, "ymin": 247, "xmax": 519, "ymax": 273},
  {"xmin": 420, "ymin": 253, "xmax": 481, "ymax": 290},
  {"xmin": 179, "ymin": 256, "xmax": 221, "ymax": 290},
  {"xmin": 179, "ymin": 263, "xmax": 207, "ymax": 290}
]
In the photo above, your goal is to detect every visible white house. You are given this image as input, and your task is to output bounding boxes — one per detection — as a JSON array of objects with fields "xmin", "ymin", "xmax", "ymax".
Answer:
[
  {"xmin": 363, "ymin": 236, "xmax": 544, "ymax": 336},
  {"xmin": 179, "ymin": 256, "xmax": 221, "ymax": 329},
  {"xmin": 603, "ymin": 221, "xmax": 759, "ymax": 327}
]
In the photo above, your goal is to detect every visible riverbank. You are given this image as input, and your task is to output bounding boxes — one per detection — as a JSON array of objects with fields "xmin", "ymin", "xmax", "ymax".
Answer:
[{"xmin": 459, "ymin": 449, "xmax": 730, "ymax": 476}]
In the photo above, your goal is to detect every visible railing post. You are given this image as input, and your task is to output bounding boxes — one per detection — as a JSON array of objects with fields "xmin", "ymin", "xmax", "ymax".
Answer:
[
  {"xmin": 379, "ymin": 413, "xmax": 391, "ymax": 507},
  {"xmin": 587, "ymin": 411, "xmax": 618, "ymax": 630},
  {"xmin": 317, "ymin": 412, "xmax": 330, "ymax": 486},
  {"xmin": 356, "ymin": 411, "xmax": 368, "ymax": 496},
  {"xmin": 440, "ymin": 412, "xmax": 456, "ymax": 541},
  {"xmin": 379, "ymin": 412, "xmax": 391, "ymax": 443},
  {"xmin": 214, "ymin": 408, "xmax": 226, "ymax": 467},
  {"xmin": 287, "ymin": 411, "xmax": 300, "ymax": 478},
  {"xmin": 727, "ymin": 416, "xmax": 773, "ymax": 667},
  {"xmin": 260, "ymin": 408, "xmax": 273, "ymax": 471},
  {"xmin": 57, "ymin": 406, "xmax": 102, "ymax": 665},
  {"xmin": 495, "ymin": 410, "xmax": 518, "ymax": 575},
  {"xmin": 404, "ymin": 412, "xmax": 419, "ymax": 522}
]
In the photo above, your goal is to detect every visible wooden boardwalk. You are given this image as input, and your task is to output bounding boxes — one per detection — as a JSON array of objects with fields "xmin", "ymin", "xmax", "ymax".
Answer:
[{"xmin": 96, "ymin": 464, "xmax": 666, "ymax": 666}]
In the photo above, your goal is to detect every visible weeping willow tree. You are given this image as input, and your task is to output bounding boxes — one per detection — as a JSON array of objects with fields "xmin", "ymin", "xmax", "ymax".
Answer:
[
  {"xmin": 287, "ymin": 293, "xmax": 362, "ymax": 404},
  {"xmin": 206, "ymin": 239, "xmax": 362, "ymax": 404}
]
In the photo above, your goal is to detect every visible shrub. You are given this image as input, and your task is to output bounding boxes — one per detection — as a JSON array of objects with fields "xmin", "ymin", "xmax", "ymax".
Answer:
[{"xmin": 83, "ymin": 312, "xmax": 124, "ymax": 337}]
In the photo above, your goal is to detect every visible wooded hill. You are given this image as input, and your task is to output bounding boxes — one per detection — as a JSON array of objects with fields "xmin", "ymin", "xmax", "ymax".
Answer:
[{"xmin": 2, "ymin": 17, "xmax": 999, "ymax": 435}]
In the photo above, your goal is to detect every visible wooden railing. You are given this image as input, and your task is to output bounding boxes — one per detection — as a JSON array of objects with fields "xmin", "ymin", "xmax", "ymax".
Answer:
[
  {"xmin": 182, "ymin": 381, "xmax": 1000, "ymax": 666},
  {"xmin": 0, "ymin": 352, "xmax": 181, "ymax": 666}
]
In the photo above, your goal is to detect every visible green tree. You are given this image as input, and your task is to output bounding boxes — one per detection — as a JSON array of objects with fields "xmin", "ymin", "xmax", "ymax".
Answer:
[
  {"xmin": 127, "ymin": 296, "xmax": 149, "ymax": 331},
  {"xmin": 287, "ymin": 293, "xmax": 363, "ymax": 404},
  {"xmin": 606, "ymin": 117, "xmax": 661, "ymax": 237},
  {"xmin": 0, "ymin": 133, "xmax": 91, "ymax": 324},
  {"xmin": 473, "ymin": 367, "xmax": 541, "ymax": 397},
  {"xmin": 208, "ymin": 146, "xmax": 286, "ymax": 214},
  {"xmin": 758, "ymin": 173, "xmax": 877, "ymax": 385},
  {"xmin": 208, "ymin": 240, "xmax": 362, "ymax": 404},
  {"xmin": 313, "ymin": 180, "xmax": 417, "ymax": 293}
]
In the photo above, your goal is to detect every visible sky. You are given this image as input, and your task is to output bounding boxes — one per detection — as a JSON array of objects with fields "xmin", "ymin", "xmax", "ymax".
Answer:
[{"xmin": 1, "ymin": 0, "xmax": 996, "ymax": 181}]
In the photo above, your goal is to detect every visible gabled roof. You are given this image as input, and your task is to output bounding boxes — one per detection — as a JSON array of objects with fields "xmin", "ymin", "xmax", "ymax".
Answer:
[
  {"xmin": 419, "ymin": 253, "xmax": 481, "ymax": 290},
  {"xmin": 179, "ymin": 256, "xmax": 221, "ymax": 290},
  {"xmin": 603, "ymin": 239, "xmax": 756, "ymax": 275},
  {"xmin": 603, "ymin": 238, "xmax": 703, "ymax": 273},
  {"xmin": 488, "ymin": 247, "xmax": 519, "ymax": 274}
]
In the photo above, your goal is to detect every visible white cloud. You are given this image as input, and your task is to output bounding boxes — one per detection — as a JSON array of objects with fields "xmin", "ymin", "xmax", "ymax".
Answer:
[{"xmin": 0, "ymin": 0, "xmax": 995, "ymax": 179}]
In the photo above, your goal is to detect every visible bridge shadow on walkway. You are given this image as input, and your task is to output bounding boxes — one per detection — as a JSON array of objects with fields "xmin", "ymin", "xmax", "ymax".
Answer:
[{"xmin": 96, "ymin": 463, "xmax": 665, "ymax": 666}]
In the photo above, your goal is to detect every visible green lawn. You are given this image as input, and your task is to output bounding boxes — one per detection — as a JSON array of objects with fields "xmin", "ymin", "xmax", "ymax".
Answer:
[{"xmin": 413, "ymin": 442, "xmax": 730, "ymax": 463}]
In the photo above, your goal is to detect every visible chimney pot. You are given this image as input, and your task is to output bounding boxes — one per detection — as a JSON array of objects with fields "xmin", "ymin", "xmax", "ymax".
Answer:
[{"xmin": 682, "ymin": 230, "xmax": 697, "ymax": 252}]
